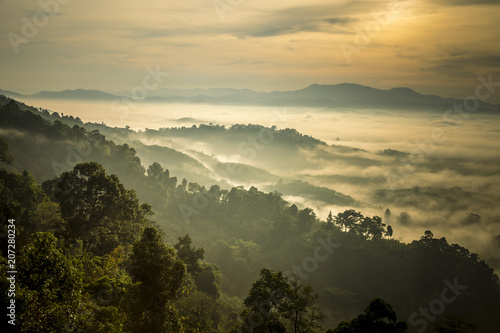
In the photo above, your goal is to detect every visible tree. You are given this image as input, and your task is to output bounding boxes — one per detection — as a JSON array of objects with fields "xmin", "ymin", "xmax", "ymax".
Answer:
[
  {"xmin": 174, "ymin": 289, "xmax": 239, "ymax": 333},
  {"xmin": 282, "ymin": 276, "xmax": 324, "ymax": 333},
  {"xmin": 176, "ymin": 290, "xmax": 218, "ymax": 332},
  {"xmin": 0, "ymin": 136, "xmax": 14, "ymax": 165},
  {"xmin": 365, "ymin": 216, "xmax": 385, "ymax": 240},
  {"xmin": 329, "ymin": 298, "xmax": 407, "ymax": 333},
  {"xmin": 240, "ymin": 268, "xmax": 289, "ymax": 332},
  {"xmin": 288, "ymin": 204, "xmax": 299, "ymax": 218},
  {"xmin": 17, "ymin": 233, "xmax": 85, "ymax": 333},
  {"xmin": 334, "ymin": 210, "xmax": 393, "ymax": 240},
  {"xmin": 422, "ymin": 230, "xmax": 434, "ymax": 240},
  {"xmin": 326, "ymin": 211, "xmax": 334, "ymax": 229},
  {"xmin": 297, "ymin": 208, "xmax": 316, "ymax": 232},
  {"xmin": 0, "ymin": 169, "xmax": 63, "ymax": 249},
  {"xmin": 240, "ymin": 268, "xmax": 323, "ymax": 333},
  {"xmin": 335, "ymin": 210, "xmax": 363, "ymax": 233},
  {"xmin": 126, "ymin": 227, "xmax": 186, "ymax": 333},
  {"xmin": 385, "ymin": 225, "xmax": 393, "ymax": 238},
  {"xmin": 174, "ymin": 234, "xmax": 205, "ymax": 277},
  {"xmin": 54, "ymin": 162, "xmax": 150, "ymax": 255},
  {"xmin": 195, "ymin": 263, "xmax": 222, "ymax": 297},
  {"xmin": 147, "ymin": 162, "xmax": 164, "ymax": 179}
]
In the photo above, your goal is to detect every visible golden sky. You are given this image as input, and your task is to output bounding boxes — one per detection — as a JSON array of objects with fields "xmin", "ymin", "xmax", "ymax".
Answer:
[{"xmin": 1, "ymin": 0, "xmax": 499, "ymax": 103}]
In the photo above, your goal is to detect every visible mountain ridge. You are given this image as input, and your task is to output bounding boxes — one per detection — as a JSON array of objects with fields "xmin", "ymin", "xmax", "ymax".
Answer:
[{"xmin": 1, "ymin": 83, "xmax": 498, "ymax": 112}]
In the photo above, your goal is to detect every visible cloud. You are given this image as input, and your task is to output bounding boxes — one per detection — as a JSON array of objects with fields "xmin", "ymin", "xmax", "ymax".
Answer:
[
  {"xmin": 234, "ymin": 17, "xmax": 354, "ymax": 38},
  {"xmin": 227, "ymin": 5, "xmax": 357, "ymax": 38},
  {"xmin": 440, "ymin": 46, "xmax": 469, "ymax": 58},
  {"xmin": 323, "ymin": 17, "xmax": 355, "ymax": 25},
  {"xmin": 0, "ymin": 0, "xmax": 499, "ymax": 102},
  {"xmin": 421, "ymin": 52, "xmax": 500, "ymax": 76}
]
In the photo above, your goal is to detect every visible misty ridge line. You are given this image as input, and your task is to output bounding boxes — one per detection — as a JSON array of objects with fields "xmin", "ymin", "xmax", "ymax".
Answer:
[
  {"xmin": 2, "ymin": 82, "xmax": 499, "ymax": 112},
  {"xmin": 1, "ymin": 106, "xmax": 499, "ymax": 332},
  {"xmin": 3, "ymin": 83, "xmax": 500, "ymax": 272}
]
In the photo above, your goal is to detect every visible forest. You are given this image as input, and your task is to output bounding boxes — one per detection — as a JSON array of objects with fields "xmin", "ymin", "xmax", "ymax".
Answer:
[{"xmin": 1, "ymin": 97, "xmax": 500, "ymax": 332}]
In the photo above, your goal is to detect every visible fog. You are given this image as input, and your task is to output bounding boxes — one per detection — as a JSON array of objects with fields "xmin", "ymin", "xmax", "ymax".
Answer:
[{"xmin": 19, "ymin": 97, "xmax": 500, "ymax": 271}]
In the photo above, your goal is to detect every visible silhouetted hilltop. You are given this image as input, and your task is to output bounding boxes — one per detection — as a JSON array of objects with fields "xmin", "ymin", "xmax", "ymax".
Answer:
[{"xmin": 3, "ymin": 83, "xmax": 499, "ymax": 112}]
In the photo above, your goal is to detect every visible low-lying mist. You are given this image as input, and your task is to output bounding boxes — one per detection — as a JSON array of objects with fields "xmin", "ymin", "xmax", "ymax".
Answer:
[{"xmin": 18, "ymin": 97, "xmax": 500, "ymax": 271}]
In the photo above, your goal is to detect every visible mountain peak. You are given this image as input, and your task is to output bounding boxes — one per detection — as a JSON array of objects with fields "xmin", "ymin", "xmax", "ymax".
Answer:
[{"xmin": 388, "ymin": 87, "xmax": 418, "ymax": 95}]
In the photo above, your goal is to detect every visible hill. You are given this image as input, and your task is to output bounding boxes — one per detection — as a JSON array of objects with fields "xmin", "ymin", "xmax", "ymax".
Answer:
[
  {"xmin": 1, "ymin": 97, "xmax": 500, "ymax": 332},
  {"xmin": 3, "ymin": 82, "xmax": 499, "ymax": 112}
]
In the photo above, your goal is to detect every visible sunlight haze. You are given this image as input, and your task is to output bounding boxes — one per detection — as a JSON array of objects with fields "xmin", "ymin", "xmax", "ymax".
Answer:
[{"xmin": 0, "ymin": 0, "xmax": 499, "ymax": 103}]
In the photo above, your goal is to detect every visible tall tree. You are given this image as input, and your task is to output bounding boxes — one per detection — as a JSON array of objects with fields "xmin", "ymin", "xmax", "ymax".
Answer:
[
  {"xmin": 126, "ymin": 227, "xmax": 186, "ymax": 333},
  {"xmin": 282, "ymin": 276, "xmax": 324, "ymax": 333},
  {"xmin": 53, "ymin": 162, "xmax": 150, "ymax": 255},
  {"xmin": 326, "ymin": 211, "xmax": 334, "ymax": 229},
  {"xmin": 241, "ymin": 268, "xmax": 289, "ymax": 332},
  {"xmin": 174, "ymin": 234, "xmax": 205, "ymax": 277},
  {"xmin": 240, "ymin": 268, "xmax": 323, "ymax": 333}
]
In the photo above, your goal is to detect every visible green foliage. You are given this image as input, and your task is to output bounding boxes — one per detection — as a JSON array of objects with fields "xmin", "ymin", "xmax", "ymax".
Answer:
[
  {"xmin": 241, "ymin": 268, "xmax": 290, "ymax": 332},
  {"xmin": 195, "ymin": 263, "xmax": 223, "ymax": 298},
  {"xmin": 78, "ymin": 246, "xmax": 132, "ymax": 332},
  {"xmin": 0, "ymin": 169, "xmax": 63, "ymax": 248},
  {"xmin": 52, "ymin": 162, "xmax": 149, "ymax": 255},
  {"xmin": 17, "ymin": 233, "xmax": 84, "ymax": 333},
  {"xmin": 0, "ymin": 136, "xmax": 14, "ymax": 165},
  {"xmin": 334, "ymin": 209, "xmax": 392, "ymax": 240},
  {"xmin": 1, "ymin": 102, "xmax": 500, "ymax": 332},
  {"xmin": 208, "ymin": 239, "xmax": 262, "ymax": 297},
  {"xmin": 240, "ymin": 268, "xmax": 323, "ymax": 333},
  {"xmin": 175, "ymin": 290, "xmax": 242, "ymax": 333},
  {"xmin": 175, "ymin": 234, "xmax": 205, "ymax": 277},
  {"xmin": 0, "ymin": 101, "xmax": 66, "ymax": 139},
  {"xmin": 281, "ymin": 277, "xmax": 324, "ymax": 333},
  {"xmin": 125, "ymin": 227, "xmax": 186, "ymax": 333}
]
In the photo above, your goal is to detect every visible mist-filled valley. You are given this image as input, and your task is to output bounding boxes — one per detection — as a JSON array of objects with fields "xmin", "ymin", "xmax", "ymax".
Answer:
[
  {"xmin": 1, "ymin": 93, "xmax": 500, "ymax": 332},
  {"xmin": 3, "ymin": 0, "xmax": 500, "ymax": 331},
  {"xmin": 10, "ymin": 96, "xmax": 500, "ymax": 272}
]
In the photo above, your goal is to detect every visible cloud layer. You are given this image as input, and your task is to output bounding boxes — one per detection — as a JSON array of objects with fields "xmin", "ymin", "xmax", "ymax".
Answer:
[{"xmin": 0, "ymin": 0, "xmax": 499, "ymax": 103}]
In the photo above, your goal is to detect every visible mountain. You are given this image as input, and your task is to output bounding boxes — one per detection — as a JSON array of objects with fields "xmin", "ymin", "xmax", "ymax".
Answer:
[
  {"xmin": 0, "ymin": 89, "xmax": 26, "ymax": 99},
  {"xmin": 2, "ymin": 84, "xmax": 499, "ymax": 112},
  {"xmin": 259, "ymin": 83, "xmax": 499, "ymax": 111},
  {"xmin": 32, "ymin": 89, "xmax": 116, "ymax": 100}
]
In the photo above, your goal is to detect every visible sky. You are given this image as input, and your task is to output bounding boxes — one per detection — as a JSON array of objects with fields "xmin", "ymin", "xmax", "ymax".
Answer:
[{"xmin": 0, "ymin": 0, "xmax": 499, "ymax": 103}]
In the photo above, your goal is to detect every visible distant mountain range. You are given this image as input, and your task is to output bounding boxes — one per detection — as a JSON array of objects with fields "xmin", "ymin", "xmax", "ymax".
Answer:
[{"xmin": 1, "ymin": 83, "xmax": 499, "ymax": 112}]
